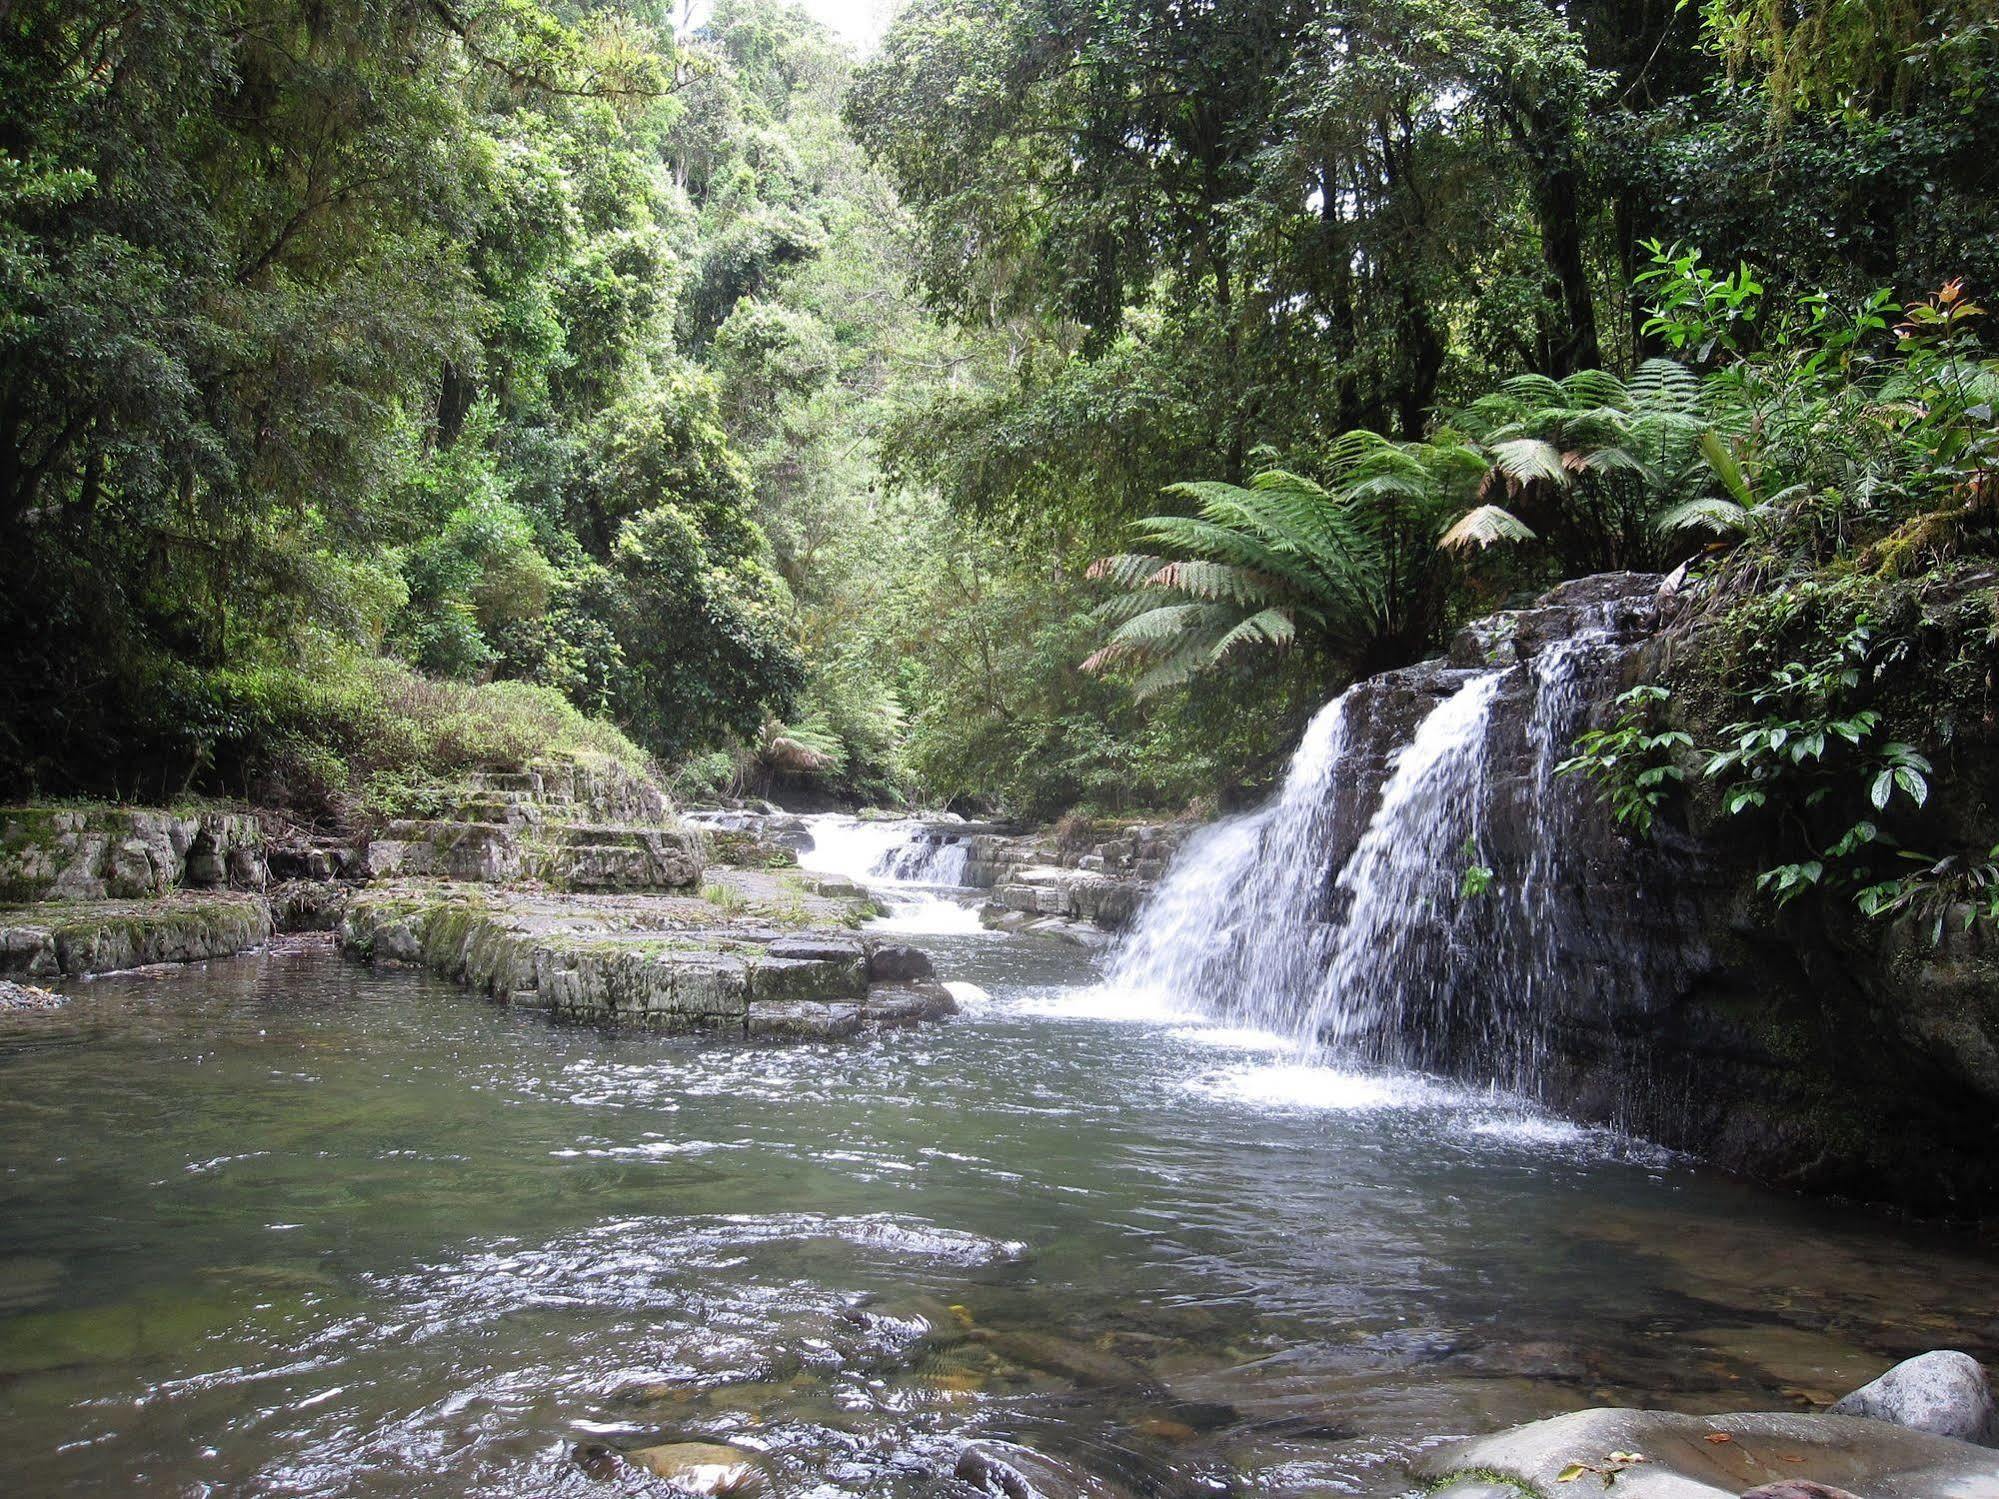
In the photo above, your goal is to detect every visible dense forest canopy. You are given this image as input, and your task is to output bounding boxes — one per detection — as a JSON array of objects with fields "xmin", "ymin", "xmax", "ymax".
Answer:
[{"xmin": 1, "ymin": 0, "xmax": 1995, "ymax": 827}]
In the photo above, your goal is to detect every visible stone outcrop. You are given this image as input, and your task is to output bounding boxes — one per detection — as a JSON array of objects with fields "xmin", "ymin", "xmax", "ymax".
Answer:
[
  {"xmin": 1455, "ymin": 575, "xmax": 1999, "ymax": 1216},
  {"xmin": 962, "ymin": 819, "xmax": 1190, "ymax": 937},
  {"xmin": 0, "ymin": 892, "xmax": 275, "ymax": 978},
  {"xmin": 362, "ymin": 762, "xmax": 703, "ymax": 892},
  {"xmin": 0, "ymin": 806, "xmax": 263, "ymax": 902},
  {"xmin": 339, "ymin": 876, "xmax": 953, "ymax": 1038}
]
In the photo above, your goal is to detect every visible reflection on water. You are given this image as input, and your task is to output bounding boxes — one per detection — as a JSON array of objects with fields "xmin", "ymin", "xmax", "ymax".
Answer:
[{"xmin": 1, "ymin": 934, "xmax": 1996, "ymax": 1497}]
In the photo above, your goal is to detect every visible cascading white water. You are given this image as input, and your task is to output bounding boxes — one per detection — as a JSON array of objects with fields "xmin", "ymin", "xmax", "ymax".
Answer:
[
  {"xmin": 1299, "ymin": 670, "xmax": 1505, "ymax": 1059},
  {"xmin": 876, "ymin": 836, "xmax": 971, "ymax": 886},
  {"xmin": 1108, "ymin": 605, "xmax": 1633, "ymax": 1090},
  {"xmin": 1104, "ymin": 691, "xmax": 1358, "ymax": 1022},
  {"xmin": 795, "ymin": 815, "xmax": 986, "ymax": 935}
]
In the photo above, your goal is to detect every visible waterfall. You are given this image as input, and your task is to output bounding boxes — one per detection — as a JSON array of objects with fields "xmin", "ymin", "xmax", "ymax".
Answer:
[
  {"xmin": 1103, "ymin": 691, "xmax": 1358, "ymax": 1022},
  {"xmin": 1109, "ymin": 595, "xmax": 1640, "ymax": 1093},
  {"xmin": 876, "ymin": 836, "xmax": 971, "ymax": 886},
  {"xmin": 1298, "ymin": 670, "xmax": 1505, "ymax": 1060}
]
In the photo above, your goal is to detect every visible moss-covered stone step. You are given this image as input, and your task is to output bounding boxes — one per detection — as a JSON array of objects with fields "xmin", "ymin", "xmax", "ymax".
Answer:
[
  {"xmin": 363, "ymin": 820, "xmax": 704, "ymax": 891},
  {"xmin": 0, "ymin": 892, "xmax": 274, "ymax": 978},
  {"xmin": 338, "ymin": 886, "xmax": 950, "ymax": 1039},
  {"xmin": 536, "ymin": 824, "xmax": 703, "ymax": 891},
  {"xmin": 365, "ymin": 820, "xmax": 521, "ymax": 883}
]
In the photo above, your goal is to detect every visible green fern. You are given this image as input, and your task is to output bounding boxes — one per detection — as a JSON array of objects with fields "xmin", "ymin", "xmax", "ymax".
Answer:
[{"xmin": 1083, "ymin": 468, "xmax": 1381, "ymax": 693}]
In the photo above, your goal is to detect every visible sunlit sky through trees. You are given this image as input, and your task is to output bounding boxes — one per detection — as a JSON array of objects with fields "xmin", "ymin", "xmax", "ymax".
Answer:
[{"xmin": 683, "ymin": 0, "xmax": 896, "ymax": 49}]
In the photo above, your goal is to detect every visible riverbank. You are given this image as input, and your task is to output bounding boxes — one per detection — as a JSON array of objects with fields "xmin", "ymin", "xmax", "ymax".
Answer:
[{"xmin": 0, "ymin": 764, "xmax": 959, "ymax": 1042}]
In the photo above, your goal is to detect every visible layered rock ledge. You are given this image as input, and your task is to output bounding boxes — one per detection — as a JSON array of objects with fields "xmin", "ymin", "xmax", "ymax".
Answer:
[
  {"xmin": 340, "ymin": 874, "xmax": 953, "ymax": 1037},
  {"xmin": 0, "ymin": 758, "xmax": 957, "ymax": 1043}
]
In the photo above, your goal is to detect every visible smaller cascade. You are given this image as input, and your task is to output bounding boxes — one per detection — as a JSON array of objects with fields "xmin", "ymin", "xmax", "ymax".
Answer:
[
  {"xmin": 1104, "ymin": 691, "xmax": 1360, "ymax": 1019},
  {"xmin": 876, "ymin": 834, "xmax": 972, "ymax": 886},
  {"xmin": 797, "ymin": 815, "xmax": 986, "ymax": 935},
  {"xmin": 1301, "ymin": 670, "xmax": 1506, "ymax": 1059}
]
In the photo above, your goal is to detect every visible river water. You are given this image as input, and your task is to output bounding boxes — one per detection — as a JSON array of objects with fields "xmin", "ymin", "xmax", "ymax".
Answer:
[{"xmin": 1, "ymin": 819, "xmax": 1996, "ymax": 1496}]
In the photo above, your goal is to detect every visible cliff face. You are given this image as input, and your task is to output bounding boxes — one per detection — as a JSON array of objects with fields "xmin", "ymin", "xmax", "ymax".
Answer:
[{"xmin": 1376, "ymin": 573, "xmax": 1999, "ymax": 1217}]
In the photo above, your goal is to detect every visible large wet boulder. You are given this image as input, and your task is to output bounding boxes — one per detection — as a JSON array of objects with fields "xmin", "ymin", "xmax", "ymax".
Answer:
[
  {"xmin": 1415, "ymin": 1407, "xmax": 1999, "ymax": 1498},
  {"xmin": 1830, "ymin": 1351, "xmax": 1998, "ymax": 1447}
]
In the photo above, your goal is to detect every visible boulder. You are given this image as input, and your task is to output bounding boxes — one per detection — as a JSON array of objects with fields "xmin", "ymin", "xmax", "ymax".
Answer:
[
  {"xmin": 1829, "ymin": 1351, "xmax": 1998, "ymax": 1447},
  {"xmin": 622, "ymin": 1440, "xmax": 769, "ymax": 1496},
  {"xmin": 746, "ymin": 999, "xmax": 862, "ymax": 1039},
  {"xmin": 1414, "ymin": 1407, "xmax": 1999, "ymax": 1499},
  {"xmin": 866, "ymin": 943, "xmax": 934, "ymax": 981},
  {"xmin": 863, "ymin": 982, "xmax": 958, "ymax": 1027}
]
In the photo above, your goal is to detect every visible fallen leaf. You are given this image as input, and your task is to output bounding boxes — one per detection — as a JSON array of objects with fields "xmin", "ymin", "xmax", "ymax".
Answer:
[
  {"xmin": 1556, "ymin": 1463, "xmax": 1588, "ymax": 1483},
  {"xmin": 1705, "ymin": 1433, "xmax": 1734, "ymax": 1445}
]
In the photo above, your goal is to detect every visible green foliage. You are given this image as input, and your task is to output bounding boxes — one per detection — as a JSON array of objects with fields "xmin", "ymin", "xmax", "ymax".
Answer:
[
  {"xmin": 0, "ymin": 0, "xmax": 807, "ymax": 802},
  {"xmin": 1557, "ymin": 686, "xmax": 1692, "ymax": 838},
  {"xmin": 1084, "ymin": 471, "xmax": 1378, "ymax": 695}
]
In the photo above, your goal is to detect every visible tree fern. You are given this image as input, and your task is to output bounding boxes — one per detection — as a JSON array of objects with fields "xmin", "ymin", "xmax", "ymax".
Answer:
[{"xmin": 1083, "ymin": 468, "xmax": 1380, "ymax": 693}]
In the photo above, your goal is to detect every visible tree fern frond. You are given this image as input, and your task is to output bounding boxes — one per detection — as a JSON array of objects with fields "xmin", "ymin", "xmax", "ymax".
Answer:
[
  {"xmin": 1439, "ymin": 504, "xmax": 1537, "ymax": 551},
  {"xmin": 1207, "ymin": 607, "xmax": 1297, "ymax": 660},
  {"xmin": 1086, "ymin": 552, "xmax": 1172, "ymax": 588},
  {"xmin": 1654, "ymin": 497, "xmax": 1752, "ymax": 535},
  {"xmin": 1147, "ymin": 559, "xmax": 1281, "ymax": 606},
  {"xmin": 1489, "ymin": 438, "xmax": 1571, "ymax": 486}
]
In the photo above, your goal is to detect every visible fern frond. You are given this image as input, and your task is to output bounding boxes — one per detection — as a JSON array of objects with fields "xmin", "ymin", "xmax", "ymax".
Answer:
[
  {"xmin": 1207, "ymin": 607, "xmax": 1297, "ymax": 660},
  {"xmin": 1654, "ymin": 497, "xmax": 1752, "ymax": 535},
  {"xmin": 1439, "ymin": 504, "xmax": 1537, "ymax": 551},
  {"xmin": 1489, "ymin": 438, "xmax": 1571, "ymax": 487}
]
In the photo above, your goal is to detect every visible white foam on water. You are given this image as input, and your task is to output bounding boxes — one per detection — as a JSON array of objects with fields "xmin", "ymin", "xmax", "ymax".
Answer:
[
  {"xmin": 1463, "ymin": 1114, "xmax": 1590, "ymax": 1147},
  {"xmin": 1193, "ymin": 1062, "xmax": 1460, "ymax": 1113},
  {"xmin": 940, "ymin": 980, "xmax": 991, "ymax": 1006},
  {"xmin": 1012, "ymin": 981, "xmax": 1204, "ymax": 1025},
  {"xmin": 1167, "ymin": 1024, "xmax": 1290, "ymax": 1052},
  {"xmin": 866, "ymin": 893, "xmax": 987, "ymax": 936}
]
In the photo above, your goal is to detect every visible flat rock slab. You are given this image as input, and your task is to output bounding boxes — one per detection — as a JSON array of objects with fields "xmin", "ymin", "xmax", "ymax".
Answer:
[
  {"xmin": 340, "ymin": 881, "xmax": 951, "ymax": 1041},
  {"xmin": 1416, "ymin": 1407, "xmax": 1999, "ymax": 1498},
  {"xmin": 746, "ymin": 1000, "xmax": 862, "ymax": 1039},
  {"xmin": 0, "ymin": 893, "xmax": 275, "ymax": 978}
]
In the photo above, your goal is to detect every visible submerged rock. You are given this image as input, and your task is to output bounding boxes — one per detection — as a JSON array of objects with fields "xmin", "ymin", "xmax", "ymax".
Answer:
[
  {"xmin": 955, "ymin": 1443, "xmax": 1132, "ymax": 1499},
  {"xmin": 1415, "ymin": 1406, "xmax": 1999, "ymax": 1498},
  {"xmin": 622, "ymin": 1440, "xmax": 770, "ymax": 1495},
  {"xmin": 1829, "ymin": 1350, "xmax": 1997, "ymax": 1447},
  {"xmin": 968, "ymin": 1329, "xmax": 1159, "ymax": 1391},
  {"xmin": 0, "ymin": 978, "xmax": 63, "ymax": 1011}
]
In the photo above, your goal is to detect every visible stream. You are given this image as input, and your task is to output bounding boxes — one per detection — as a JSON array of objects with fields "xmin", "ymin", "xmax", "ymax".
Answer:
[{"xmin": 2, "ymin": 816, "xmax": 1997, "ymax": 1496}]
